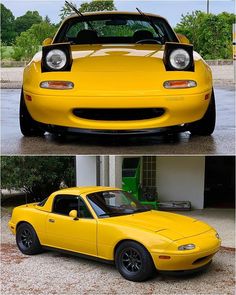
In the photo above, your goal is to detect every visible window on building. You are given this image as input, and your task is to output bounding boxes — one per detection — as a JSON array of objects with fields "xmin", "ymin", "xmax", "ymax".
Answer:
[{"xmin": 141, "ymin": 156, "xmax": 158, "ymax": 201}]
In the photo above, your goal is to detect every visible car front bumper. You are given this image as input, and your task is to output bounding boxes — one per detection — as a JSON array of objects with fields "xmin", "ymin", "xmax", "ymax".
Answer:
[
  {"xmin": 151, "ymin": 231, "xmax": 221, "ymax": 271},
  {"xmin": 23, "ymin": 89, "xmax": 212, "ymax": 131}
]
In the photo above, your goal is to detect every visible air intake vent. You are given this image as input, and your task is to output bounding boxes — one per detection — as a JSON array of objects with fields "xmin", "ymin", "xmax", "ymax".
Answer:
[{"xmin": 73, "ymin": 108, "xmax": 165, "ymax": 121}]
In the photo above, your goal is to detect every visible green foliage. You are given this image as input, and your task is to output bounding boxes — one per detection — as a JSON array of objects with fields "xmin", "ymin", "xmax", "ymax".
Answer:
[
  {"xmin": 12, "ymin": 21, "xmax": 58, "ymax": 61},
  {"xmin": 60, "ymin": 0, "xmax": 116, "ymax": 20},
  {"xmin": 1, "ymin": 42, "xmax": 7, "ymax": 59},
  {"xmin": 0, "ymin": 4, "xmax": 16, "ymax": 45},
  {"xmin": 1, "ymin": 156, "xmax": 75, "ymax": 200},
  {"xmin": 44, "ymin": 15, "xmax": 51, "ymax": 24},
  {"xmin": 80, "ymin": 0, "xmax": 116, "ymax": 13},
  {"xmin": 60, "ymin": 1, "xmax": 78, "ymax": 20},
  {"xmin": 1, "ymin": 46, "xmax": 13, "ymax": 60},
  {"xmin": 12, "ymin": 32, "xmax": 39, "ymax": 61},
  {"xmin": 175, "ymin": 11, "xmax": 236, "ymax": 59},
  {"xmin": 14, "ymin": 10, "xmax": 43, "ymax": 36}
]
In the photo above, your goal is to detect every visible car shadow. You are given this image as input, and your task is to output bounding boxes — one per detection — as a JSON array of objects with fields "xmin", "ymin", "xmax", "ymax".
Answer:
[{"xmin": 43, "ymin": 249, "xmax": 212, "ymax": 282}]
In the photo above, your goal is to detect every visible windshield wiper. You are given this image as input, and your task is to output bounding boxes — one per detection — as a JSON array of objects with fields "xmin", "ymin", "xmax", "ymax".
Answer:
[
  {"xmin": 136, "ymin": 8, "xmax": 163, "ymax": 41},
  {"xmin": 65, "ymin": 1, "xmax": 95, "ymax": 31}
]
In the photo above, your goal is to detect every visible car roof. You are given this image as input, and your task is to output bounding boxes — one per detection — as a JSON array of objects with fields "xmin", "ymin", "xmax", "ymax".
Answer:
[
  {"xmin": 52, "ymin": 186, "xmax": 122, "ymax": 196},
  {"xmin": 65, "ymin": 11, "xmax": 164, "ymax": 21}
]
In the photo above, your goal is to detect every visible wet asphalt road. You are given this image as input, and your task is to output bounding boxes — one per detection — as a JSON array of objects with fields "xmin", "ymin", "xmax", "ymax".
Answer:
[{"xmin": 1, "ymin": 87, "xmax": 235, "ymax": 155}]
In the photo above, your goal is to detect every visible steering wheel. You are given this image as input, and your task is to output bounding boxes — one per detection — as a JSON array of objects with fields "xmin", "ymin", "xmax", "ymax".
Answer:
[{"xmin": 135, "ymin": 39, "xmax": 161, "ymax": 44}]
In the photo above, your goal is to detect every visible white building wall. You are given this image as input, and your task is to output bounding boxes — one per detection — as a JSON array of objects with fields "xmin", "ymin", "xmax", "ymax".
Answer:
[
  {"xmin": 109, "ymin": 156, "xmax": 123, "ymax": 188},
  {"xmin": 100, "ymin": 156, "xmax": 109, "ymax": 186},
  {"xmin": 76, "ymin": 156, "xmax": 97, "ymax": 186},
  {"xmin": 156, "ymin": 156, "xmax": 205, "ymax": 209}
]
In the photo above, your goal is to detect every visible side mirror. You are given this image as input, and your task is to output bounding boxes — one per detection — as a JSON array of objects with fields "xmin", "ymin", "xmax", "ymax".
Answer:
[
  {"xmin": 69, "ymin": 210, "xmax": 78, "ymax": 220},
  {"xmin": 42, "ymin": 37, "xmax": 53, "ymax": 46},
  {"xmin": 176, "ymin": 33, "xmax": 190, "ymax": 45}
]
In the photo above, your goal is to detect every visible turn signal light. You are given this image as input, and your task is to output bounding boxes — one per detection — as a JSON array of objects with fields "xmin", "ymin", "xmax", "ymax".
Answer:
[
  {"xmin": 164, "ymin": 80, "xmax": 197, "ymax": 89},
  {"xmin": 40, "ymin": 81, "xmax": 74, "ymax": 90},
  {"xmin": 25, "ymin": 94, "xmax": 32, "ymax": 101},
  {"xmin": 159, "ymin": 255, "xmax": 171, "ymax": 259}
]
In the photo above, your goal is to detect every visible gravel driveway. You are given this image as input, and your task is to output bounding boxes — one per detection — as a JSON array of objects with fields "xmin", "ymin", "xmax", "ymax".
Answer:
[{"xmin": 1, "ymin": 210, "xmax": 235, "ymax": 295}]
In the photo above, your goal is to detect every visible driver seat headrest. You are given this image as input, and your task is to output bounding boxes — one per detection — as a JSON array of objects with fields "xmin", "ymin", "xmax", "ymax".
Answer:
[
  {"xmin": 133, "ymin": 30, "xmax": 154, "ymax": 42},
  {"xmin": 76, "ymin": 29, "xmax": 98, "ymax": 44}
]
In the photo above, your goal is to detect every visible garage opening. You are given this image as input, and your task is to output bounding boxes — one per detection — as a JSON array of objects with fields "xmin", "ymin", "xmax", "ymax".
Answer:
[{"xmin": 204, "ymin": 156, "xmax": 235, "ymax": 208}]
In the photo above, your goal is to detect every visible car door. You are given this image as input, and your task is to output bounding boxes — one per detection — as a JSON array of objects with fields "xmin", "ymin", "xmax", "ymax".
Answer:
[{"xmin": 45, "ymin": 194, "xmax": 97, "ymax": 256}]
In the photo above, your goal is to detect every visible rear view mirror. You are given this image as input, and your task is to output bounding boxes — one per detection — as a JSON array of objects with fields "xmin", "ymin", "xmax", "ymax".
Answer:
[
  {"xmin": 69, "ymin": 210, "xmax": 78, "ymax": 219},
  {"xmin": 105, "ymin": 19, "xmax": 127, "ymax": 26}
]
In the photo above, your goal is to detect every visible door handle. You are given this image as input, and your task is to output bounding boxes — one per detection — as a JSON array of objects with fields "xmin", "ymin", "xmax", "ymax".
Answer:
[{"xmin": 48, "ymin": 219, "xmax": 55, "ymax": 223}]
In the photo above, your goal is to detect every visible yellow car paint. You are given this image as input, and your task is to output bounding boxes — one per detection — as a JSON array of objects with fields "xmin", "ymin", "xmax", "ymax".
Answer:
[
  {"xmin": 9, "ymin": 186, "xmax": 221, "ymax": 272},
  {"xmin": 21, "ymin": 11, "xmax": 213, "ymax": 132}
]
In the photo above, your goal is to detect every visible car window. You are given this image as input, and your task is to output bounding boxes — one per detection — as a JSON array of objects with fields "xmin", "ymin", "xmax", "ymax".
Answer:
[
  {"xmin": 53, "ymin": 194, "xmax": 93, "ymax": 219},
  {"xmin": 37, "ymin": 197, "xmax": 48, "ymax": 207},
  {"xmin": 54, "ymin": 14, "xmax": 178, "ymax": 45},
  {"xmin": 78, "ymin": 197, "xmax": 93, "ymax": 219},
  {"xmin": 87, "ymin": 190, "xmax": 150, "ymax": 218},
  {"xmin": 53, "ymin": 195, "xmax": 78, "ymax": 215}
]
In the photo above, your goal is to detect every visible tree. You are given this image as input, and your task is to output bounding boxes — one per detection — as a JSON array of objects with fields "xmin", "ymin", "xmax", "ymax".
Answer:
[
  {"xmin": 44, "ymin": 15, "xmax": 51, "ymax": 24},
  {"xmin": 12, "ymin": 21, "xmax": 58, "ymax": 61},
  {"xmin": 1, "ymin": 156, "xmax": 75, "ymax": 200},
  {"xmin": 60, "ymin": 0, "xmax": 116, "ymax": 20},
  {"xmin": 0, "ymin": 41, "xmax": 7, "ymax": 59},
  {"xmin": 175, "ymin": 11, "xmax": 236, "ymax": 59},
  {"xmin": 0, "ymin": 4, "xmax": 16, "ymax": 45},
  {"xmin": 60, "ymin": 1, "xmax": 78, "ymax": 20},
  {"xmin": 14, "ymin": 11, "xmax": 43, "ymax": 36},
  {"xmin": 80, "ymin": 0, "xmax": 116, "ymax": 13}
]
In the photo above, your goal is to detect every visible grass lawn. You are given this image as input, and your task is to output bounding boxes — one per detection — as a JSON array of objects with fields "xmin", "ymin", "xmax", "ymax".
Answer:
[{"xmin": 1, "ymin": 46, "xmax": 14, "ymax": 60}]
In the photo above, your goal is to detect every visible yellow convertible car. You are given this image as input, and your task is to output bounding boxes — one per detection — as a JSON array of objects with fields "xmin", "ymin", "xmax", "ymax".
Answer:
[
  {"xmin": 20, "ymin": 6, "xmax": 215, "ymax": 137},
  {"xmin": 9, "ymin": 186, "xmax": 221, "ymax": 282}
]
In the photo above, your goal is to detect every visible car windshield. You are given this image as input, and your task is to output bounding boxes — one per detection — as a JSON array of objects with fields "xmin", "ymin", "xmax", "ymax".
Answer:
[
  {"xmin": 54, "ymin": 14, "xmax": 178, "ymax": 45},
  {"xmin": 87, "ymin": 190, "xmax": 151, "ymax": 218}
]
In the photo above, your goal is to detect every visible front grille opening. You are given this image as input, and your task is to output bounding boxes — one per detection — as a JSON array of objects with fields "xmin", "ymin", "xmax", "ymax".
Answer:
[
  {"xmin": 72, "ymin": 108, "xmax": 165, "ymax": 121},
  {"xmin": 192, "ymin": 254, "xmax": 213, "ymax": 265}
]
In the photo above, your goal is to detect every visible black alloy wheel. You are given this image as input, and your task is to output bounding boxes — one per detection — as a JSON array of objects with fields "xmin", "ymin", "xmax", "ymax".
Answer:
[
  {"xmin": 16, "ymin": 223, "xmax": 43, "ymax": 255},
  {"xmin": 115, "ymin": 241, "xmax": 155, "ymax": 282}
]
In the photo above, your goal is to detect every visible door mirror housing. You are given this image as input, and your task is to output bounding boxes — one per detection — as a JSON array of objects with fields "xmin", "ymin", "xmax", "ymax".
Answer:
[
  {"xmin": 69, "ymin": 210, "xmax": 78, "ymax": 219},
  {"xmin": 42, "ymin": 37, "xmax": 53, "ymax": 46},
  {"xmin": 176, "ymin": 33, "xmax": 190, "ymax": 45}
]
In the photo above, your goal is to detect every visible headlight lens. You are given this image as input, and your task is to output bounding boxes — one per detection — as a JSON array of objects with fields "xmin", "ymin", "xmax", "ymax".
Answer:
[
  {"xmin": 46, "ymin": 49, "xmax": 67, "ymax": 70},
  {"xmin": 178, "ymin": 244, "xmax": 195, "ymax": 250},
  {"xmin": 169, "ymin": 49, "xmax": 190, "ymax": 70}
]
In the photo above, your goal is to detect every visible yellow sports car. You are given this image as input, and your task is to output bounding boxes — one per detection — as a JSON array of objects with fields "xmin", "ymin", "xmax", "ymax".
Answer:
[
  {"xmin": 9, "ymin": 186, "xmax": 221, "ymax": 282},
  {"xmin": 20, "ymin": 7, "xmax": 215, "ymax": 137}
]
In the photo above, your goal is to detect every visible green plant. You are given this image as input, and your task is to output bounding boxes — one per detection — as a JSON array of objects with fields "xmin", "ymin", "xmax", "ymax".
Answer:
[
  {"xmin": 175, "ymin": 11, "xmax": 236, "ymax": 59},
  {"xmin": 12, "ymin": 21, "xmax": 57, "ymax": 61},
  {"xmin": 1, "ymin": 156, "xmax": 76, "ymax": 200}
]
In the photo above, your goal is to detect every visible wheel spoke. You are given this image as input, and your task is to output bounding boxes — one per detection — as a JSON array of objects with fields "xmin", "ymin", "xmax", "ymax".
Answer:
[
  {"xmin": 121, "ymin": 247, "xmax": 142, "ymax": 273},
  {"xmin": 20, "ymin": 229, "xmax": 32, "ymax": 248}
]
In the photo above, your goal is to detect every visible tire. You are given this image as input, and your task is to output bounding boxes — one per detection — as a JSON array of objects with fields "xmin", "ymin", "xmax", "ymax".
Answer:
[
  {"xmin": 19, "ymin": 89, "xmax": 45, "ymax": 137},
  {"xmin": 115, "ymin": 241, "xmax": 155, "ymax": 282},
  {"xmin": 188, "ymin": 89, "xmax": 216, "ymax": 136},
  {"xmin": 16, "ymin": 223, "xmax": 43, "ymax": 255}
]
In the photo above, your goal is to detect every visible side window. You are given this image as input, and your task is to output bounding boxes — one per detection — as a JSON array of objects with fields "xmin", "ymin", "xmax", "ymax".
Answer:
[
  {"xmin": 78, "ymin": 198, "xmax": 93, "ymax": 219},
  {"xmin": 53, "ymin": 195, "xmax": 93, "ymax": 219},
  {"xmin": 53, "ymin": 195, "xmax": 78, "ymax": 216}
]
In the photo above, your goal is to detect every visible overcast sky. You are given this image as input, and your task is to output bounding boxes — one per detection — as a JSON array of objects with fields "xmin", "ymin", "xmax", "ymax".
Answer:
[{"xmin": 2, "ymin": 0, "xmax": 235, "ymax": 26}]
